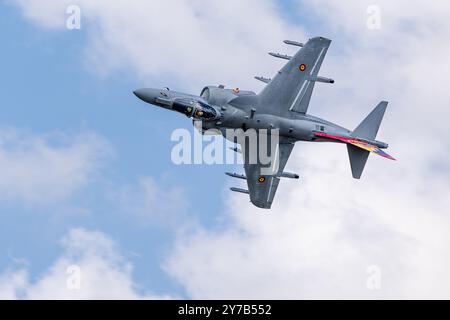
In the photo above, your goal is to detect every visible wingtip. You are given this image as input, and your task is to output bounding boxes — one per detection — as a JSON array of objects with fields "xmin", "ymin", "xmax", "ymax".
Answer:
[
  {"xmin": 309, "ymin": 36, "xmax": 332, "ymax": 43},
  {"xmin": 250, "ymin": 197, "xmax": 272, "ymax": 209}
]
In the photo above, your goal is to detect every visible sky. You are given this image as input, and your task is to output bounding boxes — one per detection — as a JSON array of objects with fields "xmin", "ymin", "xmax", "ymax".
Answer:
[{"xmin": 1, "ymin": 0, "xmax": 450, "ymax": 299}]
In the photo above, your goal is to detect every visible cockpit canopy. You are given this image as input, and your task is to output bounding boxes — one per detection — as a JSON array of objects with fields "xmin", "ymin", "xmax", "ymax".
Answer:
[{"xmin": 172, "ymin": 98, "xmax": 220, "ymax": 121}]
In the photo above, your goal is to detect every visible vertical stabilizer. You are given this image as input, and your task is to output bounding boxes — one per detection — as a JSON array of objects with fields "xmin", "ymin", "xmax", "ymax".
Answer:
[
  {"xmin": 351, "ymin": 101, "xmax": 388, "ymax": 140},
  {"xmin": 348, "ymin": 101, "xmax": 388, "ymax": 178}
]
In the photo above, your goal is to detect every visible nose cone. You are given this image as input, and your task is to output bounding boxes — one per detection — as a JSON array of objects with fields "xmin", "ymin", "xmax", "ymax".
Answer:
[{"xmin": 133, "ymin": 88, "xmax": 159, "ymax": 105}]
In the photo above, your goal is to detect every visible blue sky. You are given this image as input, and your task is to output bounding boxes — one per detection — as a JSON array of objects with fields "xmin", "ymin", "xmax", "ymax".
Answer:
[
  {"xmin": 2, "ymin": 0, "xmax": 450, "ymax": 299},
  {"xmin": 0, "ymin": 3, "xmax": 231, "ymax": 297}
]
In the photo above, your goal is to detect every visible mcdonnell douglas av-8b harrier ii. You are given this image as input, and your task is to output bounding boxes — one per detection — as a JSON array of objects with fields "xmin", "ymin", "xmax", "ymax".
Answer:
[{"xmin": 134, "ymin": 37, "xmax": 395, "ymax": 209}]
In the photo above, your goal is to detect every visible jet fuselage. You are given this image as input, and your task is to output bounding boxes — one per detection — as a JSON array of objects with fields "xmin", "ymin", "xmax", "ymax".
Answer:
[{"xmin": 132, "ymin": 87, "xmax": 372, "ymax": 146}]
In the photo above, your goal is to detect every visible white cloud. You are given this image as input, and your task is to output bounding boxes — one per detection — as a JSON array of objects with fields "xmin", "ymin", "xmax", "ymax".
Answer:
[
  {"xmin": 166, "ymin": 145, "xmax": 449, "ymax": 299},
  {"xmin": 164, "ymin": 1, "xmax": 450, "ymax": 299},
  {"xmin": 13, "ymin": 0, "xmax": 305, "ymax": 91},
  {"xmin": 0, "ymin": 228, "xmax": 171, "ymax": 299},
  {"xmin": 11, "ymin": 0, "xmax": 450, "ymax": 299},
  {"xmin": 0, "ymin": 128, "xmax": 110, "ymax": 205},
  {"xmin": 0, "ymin": 269, "xmax": 28, "ymax": 299}
]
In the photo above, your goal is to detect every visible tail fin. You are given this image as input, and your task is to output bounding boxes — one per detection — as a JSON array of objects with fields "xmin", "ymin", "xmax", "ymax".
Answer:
[
  {"xmin": 347, "ymin": 145, "xmax": 370, "ymax": 179},
  {"xmin": 351, "ymin": 101, "xmax": 388, "ymax": 140},
  {"xmin": 348, "ymin": 101, "xmax": 388, "ymax": 179}
]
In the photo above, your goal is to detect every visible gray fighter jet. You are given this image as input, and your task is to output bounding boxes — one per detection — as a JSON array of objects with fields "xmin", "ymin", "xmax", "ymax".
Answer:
[{"xmin": 134, "ymin": 37, "xmax": 395, "ymax": 209}]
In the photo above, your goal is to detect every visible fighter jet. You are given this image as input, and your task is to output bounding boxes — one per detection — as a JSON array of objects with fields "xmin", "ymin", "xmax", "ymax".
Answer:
[{"xmin": 134, "ymin": 37, "xmax": 395, "ymax": 209}]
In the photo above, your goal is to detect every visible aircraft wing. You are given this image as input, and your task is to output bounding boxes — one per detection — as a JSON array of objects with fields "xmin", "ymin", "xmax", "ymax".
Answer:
[
  {"xmin": 258, "ymin": 37, "xmax": 331, "ymax": 115},
  {"xmin": 240, "ymin": 138, "xmax": 295, "ymax": 209}
]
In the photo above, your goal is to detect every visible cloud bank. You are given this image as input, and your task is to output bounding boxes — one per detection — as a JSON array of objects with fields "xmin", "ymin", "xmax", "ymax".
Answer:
[
  {"xmin": 14, "ymin": 0, "xmax": 305, "ymax": 91},
  {"xmin": 0, "ymin": 228, "xmax": 170, "ymax": 299}
]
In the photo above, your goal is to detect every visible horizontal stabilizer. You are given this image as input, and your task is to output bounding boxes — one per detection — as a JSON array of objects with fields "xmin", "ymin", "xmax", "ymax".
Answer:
[
  {"xmin": 347, "ymin": 144, "xmax": 370, "ymax": 179},
  {"xmin": 314, "ymin": 132, "xmax": 395, "ymax": 160}
]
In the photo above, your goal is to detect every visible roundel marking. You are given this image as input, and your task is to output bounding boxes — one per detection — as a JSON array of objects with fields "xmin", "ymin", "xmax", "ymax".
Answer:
[
  {"xmin": 258, "ymin": 176, "xmax": 266, "ymax": 183},
  {"xmin": 299, "ymin": 64, "xmax": 306, "ymax": 72}
]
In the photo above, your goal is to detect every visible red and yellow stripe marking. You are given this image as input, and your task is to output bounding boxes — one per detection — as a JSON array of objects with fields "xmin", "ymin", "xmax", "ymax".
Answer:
[{"xmin": 314, "ymin": 132, "xmax": 396, "ymax": 160}]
